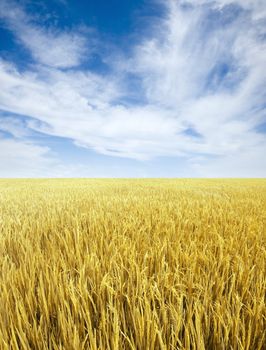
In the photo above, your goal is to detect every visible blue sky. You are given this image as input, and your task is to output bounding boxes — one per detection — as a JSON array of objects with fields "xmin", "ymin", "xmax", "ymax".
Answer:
[{"xmin": 0, "ymin": 0, "xmax": 265, "ymax": 177}]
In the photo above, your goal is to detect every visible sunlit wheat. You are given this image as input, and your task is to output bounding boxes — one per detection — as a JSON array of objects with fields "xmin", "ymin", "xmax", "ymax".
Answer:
[{"xmin": 0, "ymin": 179, "xmax": 265, "ymax": 349}]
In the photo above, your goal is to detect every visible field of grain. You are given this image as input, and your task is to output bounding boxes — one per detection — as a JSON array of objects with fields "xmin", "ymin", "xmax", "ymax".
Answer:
[{"xmin": 0, "ymin": 179, "xmax": 265, "ymax": 349}]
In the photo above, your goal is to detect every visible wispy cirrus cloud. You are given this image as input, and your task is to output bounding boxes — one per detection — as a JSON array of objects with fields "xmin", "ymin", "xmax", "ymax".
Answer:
[
  {"xmin": 0, "ymin": 0, "xmax": 89, "ymax": 68},
  {"xmin": 0, "ymin": 0, "xmax": 265, "ymax": 177}
]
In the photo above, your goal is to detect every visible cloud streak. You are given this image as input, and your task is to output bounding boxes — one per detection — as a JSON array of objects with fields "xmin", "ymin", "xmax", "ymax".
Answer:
[{"xmin": 0, "ymin": 0, "xmax": 89, "ymax": 68}]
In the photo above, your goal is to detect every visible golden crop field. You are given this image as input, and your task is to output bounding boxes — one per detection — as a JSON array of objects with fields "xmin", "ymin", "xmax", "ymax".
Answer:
[{"xmin": 0, "ymin": 179, "xmax": 265, "ymax": 350}]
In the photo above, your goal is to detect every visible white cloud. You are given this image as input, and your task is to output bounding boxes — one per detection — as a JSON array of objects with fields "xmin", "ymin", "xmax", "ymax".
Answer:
[
  {"xmin": 0, "ymin": 0, "xmax": 265, "ymax": 176},
  {"xmin": 190, "ymin": 147, "xmax": 266, "ymax": 177},
  {"xmin": 0, "ymin": 136, "xmax": 59, "ymax": 177},
  {"xmin": 0, "ymin": 114, "xmax": 30, "ymax": 138},
  {"xmin": 20, "ymin": 28, "xmax": 88, "ymax": 69},
  {"xmin": 0, "ymin": 0, "xmax": 88, "ymax": 68}
]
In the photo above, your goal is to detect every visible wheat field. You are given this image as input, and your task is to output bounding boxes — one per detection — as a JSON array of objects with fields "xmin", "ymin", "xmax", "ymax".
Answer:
[{"xmin": 0, "ymin": 179, "xmax": 265, "ymax": 349}]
